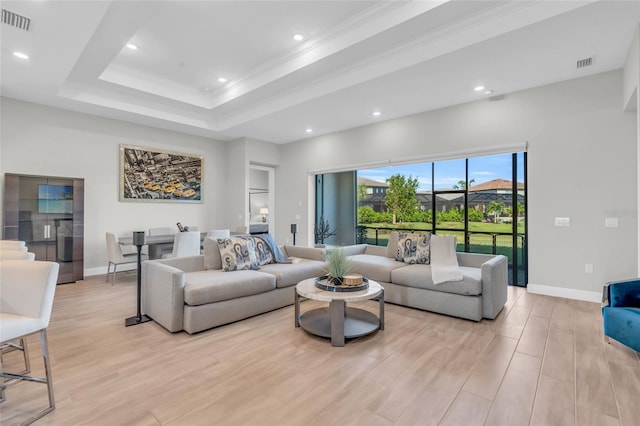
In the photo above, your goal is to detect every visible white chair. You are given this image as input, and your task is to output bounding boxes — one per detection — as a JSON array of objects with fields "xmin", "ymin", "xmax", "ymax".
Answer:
[
  {"xmin": 162, "ymin": 231, "xmax": 201, "ymax": 259},
  {"xmin": 0, "ymin": 260, "xmax": 59, "ymax": 425},
  {"xmin": 0, "ymin": 250, "xmax": 35, "ymax": 393},
  {"xmin": 207, "ymin": 229, "xmax": 230, "ymax": 239},
  {"xmin": 0, "ymin": 241, "xmax": 27, "ymax": 251},
  {"xmin": 0, "ymin": 250, "xmax": 35, "ymax": 260},
  {"xmin": 105, "ymin": 232, "xmax": 148, "ymax": 285}
]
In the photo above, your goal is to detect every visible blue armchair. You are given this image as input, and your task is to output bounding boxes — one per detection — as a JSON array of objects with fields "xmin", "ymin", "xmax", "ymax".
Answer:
[{"xmin": 602, "ymin": 278, "xmax": 640, "ymax": 353}]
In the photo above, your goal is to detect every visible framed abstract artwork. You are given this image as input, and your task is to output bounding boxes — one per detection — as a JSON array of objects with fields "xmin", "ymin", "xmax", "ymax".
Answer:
[{"xmin": 119, "ymin": 144, "xmax": 203, "ymax": 203}]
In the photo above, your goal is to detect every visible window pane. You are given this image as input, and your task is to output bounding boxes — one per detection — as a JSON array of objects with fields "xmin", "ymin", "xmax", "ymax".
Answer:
[
  {"xmin": 357, "ymin": 164, "xmax": 433, "ymax": 245},
  {"xmin": 350, "ymin": 152, "xmax": 526, "ymax": 285},
  {"xmin": 434, "ymin": 158, "xmax": 466, "ymax": 190}
]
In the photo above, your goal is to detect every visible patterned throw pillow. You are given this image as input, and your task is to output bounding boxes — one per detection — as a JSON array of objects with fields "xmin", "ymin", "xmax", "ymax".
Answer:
[
  {"xmin": 396, "ymin": 232, "xmax": 430, "ymax": 264},
  {"xmin": 252, "ymin": 236, "xmax": 274, "ymax": 266},
  {"xmin": 217, "ymin": 237, "xmax": 260, "ymax": 271}
]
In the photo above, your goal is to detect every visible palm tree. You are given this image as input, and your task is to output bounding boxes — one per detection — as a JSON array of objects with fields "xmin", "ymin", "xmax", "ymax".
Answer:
[
  {"xmin": 486, "ymin": 201, "xmax": 505, "ymax": 223},
  {"xmin": 453, "ymin": 178, "xmax": 475, "ymax": 190}
]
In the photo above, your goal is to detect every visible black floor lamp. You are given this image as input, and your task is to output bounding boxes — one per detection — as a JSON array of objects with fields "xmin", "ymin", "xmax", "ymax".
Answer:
[{"xmin": 125, "ymin": 231, "xmax": 152, "ymax": 327}]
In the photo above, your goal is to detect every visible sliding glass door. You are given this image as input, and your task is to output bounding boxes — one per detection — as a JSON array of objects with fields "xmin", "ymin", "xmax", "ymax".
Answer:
[{"xmin": 317, "ymin": 151, "xmax": 527, "ymax": 286}]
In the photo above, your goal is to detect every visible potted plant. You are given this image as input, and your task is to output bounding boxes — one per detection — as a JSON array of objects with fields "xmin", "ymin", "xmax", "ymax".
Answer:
[
  {"xmin": 314, "ymin": 216, "xmax": 336, "ymax": 247},
  {"xmin": 325, "ymin": 247, "xmax": 352, "ymax": 286}
]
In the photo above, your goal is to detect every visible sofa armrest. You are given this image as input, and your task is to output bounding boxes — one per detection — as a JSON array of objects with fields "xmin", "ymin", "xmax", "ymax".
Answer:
[
  {"xmin": 149, "ymin": 255, "xmax": 205, "ymax": 272},
  {"xmin": 606, "ymin": 278, "xmax": 640, "ymax": 308},
  {"xmin": 479, "ymin": 254, "xmax": 508, "ymax": 319},
  {"xmin": 456, "ymin": 252, "xmax": 496, "ymax": 268},
  {"xmin": 283, "ymin": 245, "xmax": 326, "ymax": 261},
  {"xmin": 142, "ymin": 260, "xmax": 186, "ymax": 332}
]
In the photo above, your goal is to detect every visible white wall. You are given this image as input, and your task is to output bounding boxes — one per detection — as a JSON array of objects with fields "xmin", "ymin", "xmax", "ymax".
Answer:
[
  {"xmin": 0, "ymin": 97, "xmax": 229, "ymax": 275},
  {"xmin": 2, "ymin": 70, "xmax": 637, "ymax": 302},
  {"xmin": 623, "ymin": 25, "xmax": 639, "ymax": 112},
  {"xmin": 224, "ymin": 137, "xmax": 280, "ymax": 232},
  {"xmin": 277, "ymin": 70, "xmax": 637, "ymax": 301},
  {"xmin": 625, "ymin": 25, "xmax": 640, "ymax": 275}
]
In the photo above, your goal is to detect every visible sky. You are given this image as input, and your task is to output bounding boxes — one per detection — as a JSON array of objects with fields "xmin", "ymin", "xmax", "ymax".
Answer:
[{"xmin": 358, "ymin": 152, "xmax": 525, "ymax": 191}]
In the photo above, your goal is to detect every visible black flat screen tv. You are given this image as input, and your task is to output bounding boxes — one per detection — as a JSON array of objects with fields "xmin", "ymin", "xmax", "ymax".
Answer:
[{"xmin": 38, "ymin": 184, "xmax": 73, "ymax": 214}]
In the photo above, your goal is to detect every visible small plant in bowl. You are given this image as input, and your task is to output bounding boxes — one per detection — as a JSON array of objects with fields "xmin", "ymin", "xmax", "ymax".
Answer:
[{"xmin": 325, "ymin": 247, "xmax": 352, "ymax": 286}]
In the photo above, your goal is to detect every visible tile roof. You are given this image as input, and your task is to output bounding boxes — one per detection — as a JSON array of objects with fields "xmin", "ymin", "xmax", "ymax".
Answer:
[{"xmin": 469, "ymin": 179, "xmax": 524, "ymax": 192}]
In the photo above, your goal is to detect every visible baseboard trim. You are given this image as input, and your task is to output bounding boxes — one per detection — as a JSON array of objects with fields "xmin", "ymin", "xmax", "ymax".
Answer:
[
  {"xmin": 527, "ymin": 284, "xmax": 601, "ymax": 303},
  {"xmin": 84, "ymin": 265, "xmax": 136, "ymax": 277}
]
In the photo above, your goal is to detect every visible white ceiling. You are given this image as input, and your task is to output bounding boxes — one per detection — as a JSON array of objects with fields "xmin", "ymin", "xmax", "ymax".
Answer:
[{"xmin": 1, "ymin": 1, "xmax": 638, "ymax": 144}]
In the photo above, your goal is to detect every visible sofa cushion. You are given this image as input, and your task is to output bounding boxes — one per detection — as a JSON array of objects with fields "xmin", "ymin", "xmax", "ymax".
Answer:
[
  {"xmin": 183, "ymin": 270, "xmax": 276, "ymax": 305},
  {"xmin": 391, "ymin": 264, "xmax": 482, "ymax": 296},
  {"xmin": 348, "ymin": 254, "xmax": 407, "ymax": 283},
  {"xmin": 386, "ymin": 231, "xmax": 400, "ymax": 258},
  {"xmin": 203, "ymin": 237, "xmax": 222, "ymax": 270},
  {"xmin": 396, "ymin": 232, "xmax": 431, "ymax": 264},
  {"xmin": 260, "ymin": 259, "xmax": 327, "ymax": 288},
  {"xmin": 218, "ymin": 236, "xmax": 260, "ymax": 271},
  {"xmin": 340, "ymin": 244, "xmax": 367, "ymax": 257}
]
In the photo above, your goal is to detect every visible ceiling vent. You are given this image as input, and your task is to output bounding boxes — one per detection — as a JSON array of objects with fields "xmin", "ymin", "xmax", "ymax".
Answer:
[
  {"xmin": 576, "ymin": 57, "xmax": 593, "ymax": 69},
  {"xmin": 2, "ymin": 9, "xmax": 31, "ymax": 31}
]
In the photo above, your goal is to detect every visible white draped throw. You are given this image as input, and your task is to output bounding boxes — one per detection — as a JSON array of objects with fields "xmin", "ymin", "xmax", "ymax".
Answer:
[{"xmin": 430, "ymin": 235, "xmax": 464, "ymax": 285}]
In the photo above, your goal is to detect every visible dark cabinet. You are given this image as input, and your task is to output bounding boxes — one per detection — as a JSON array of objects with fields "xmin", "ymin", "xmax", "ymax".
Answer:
[{"xmin": 3, "ymin": 173, "xmax": 84, "ymax": 284}]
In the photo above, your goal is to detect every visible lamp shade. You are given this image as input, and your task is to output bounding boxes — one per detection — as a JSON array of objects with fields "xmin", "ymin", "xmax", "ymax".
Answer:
[{"xmin": 259, "ymin": 208, "xmax": 269, "ymax": 215}]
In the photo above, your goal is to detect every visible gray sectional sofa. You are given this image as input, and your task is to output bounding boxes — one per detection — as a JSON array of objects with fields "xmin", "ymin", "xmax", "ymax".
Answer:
[
  {"xmin": 142, "ymin": 239, "xmax": 327, "ymax": 334},
  {"xmin": 142, "ymin": 233, "xmax": 508, "ymax": 334},
  {"xmin": 344, "ymin": 236, "xmax": 508, "ymax": 321}
]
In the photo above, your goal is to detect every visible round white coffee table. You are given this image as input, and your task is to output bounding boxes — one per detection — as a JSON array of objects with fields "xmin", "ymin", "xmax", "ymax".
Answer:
[{"xmin": 294, "ymin": 277, "xmax": 384, "ymax": 347}]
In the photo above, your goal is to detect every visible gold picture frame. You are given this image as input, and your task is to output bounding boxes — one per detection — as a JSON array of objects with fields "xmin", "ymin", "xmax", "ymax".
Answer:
[{"xmin": 119, "ymin": 144, "xmax": 203, "ymax": 203}]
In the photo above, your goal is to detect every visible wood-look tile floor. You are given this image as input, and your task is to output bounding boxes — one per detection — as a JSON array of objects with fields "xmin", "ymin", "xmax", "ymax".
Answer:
[{"xmin": 1, "ymin": 273, "xmax": 638, "ymax": 425}]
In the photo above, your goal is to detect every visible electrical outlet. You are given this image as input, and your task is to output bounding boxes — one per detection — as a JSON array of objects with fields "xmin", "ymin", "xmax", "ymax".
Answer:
[
  {"xmin": 605, "ymin": 217, "xmax": 619, "ymax": 228},
  {"xmin": 585, "ymin": 264, "xmax": 593, "ymax": 273},
  {"xmin": 285, "ymin": 238, "xmax": 291, "ymax": 244}
]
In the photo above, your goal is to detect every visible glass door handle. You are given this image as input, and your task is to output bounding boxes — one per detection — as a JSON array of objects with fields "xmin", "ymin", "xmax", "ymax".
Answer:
[{"xmin": 44, "ymin": 224, "xmax": 51, "ymax": 239}]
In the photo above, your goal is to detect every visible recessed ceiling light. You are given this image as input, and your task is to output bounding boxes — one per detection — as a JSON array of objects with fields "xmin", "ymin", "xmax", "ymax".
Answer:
[
  {"xmin": 483, "ymin": 90, "xmax": 493, "ymax": 95},
  {"xmin": 305, "ymin": 128, "xmax": 313, "ymax": 133},
  {"xmin": 126, "ymin": 43, "xmax": 138, "ymax": 50},
  {"xmin": 12, "ymin": 51, "xmax": 29, "ymax": 60},
  {"xmin": 372, "ymin": 111, "xmax": 381, "ymax": 116},
  {"xmin": 293, "ymin": 34, "xmax": 303, "ymax": 41},
  {"xmin": 218, "ymin": 77, "xmax": 227, "ymax": 83},
  {"xmin": 474, "ymin": 85, "xmax": 485, "ymax": 92}
]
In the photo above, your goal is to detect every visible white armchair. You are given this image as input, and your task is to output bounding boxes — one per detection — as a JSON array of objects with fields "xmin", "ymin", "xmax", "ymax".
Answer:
[
  {"xmin": 106, "ymin": 232, "xmax": 149, "ymax": 285},
  {"xmin": 162, "ymin": 231, "xmax": 201, "ymax": 258},
  {"xmin": 0, "ymin": 240, "xmax": 27, "ymax": 251},
  {"xmin": 0, "ymin": 260, "xmax": 59, "ymax": 425},
  {"xmin": 0, "ymin": 250, "xmax": 35, "ymax": 260},
  {"xmin": 207, "ymin": 229, "xmax": 230, "ymax": 239}
]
